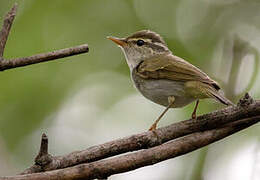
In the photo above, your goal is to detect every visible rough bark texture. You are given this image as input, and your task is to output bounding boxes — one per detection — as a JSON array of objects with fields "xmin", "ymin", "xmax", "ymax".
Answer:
[
  {"xmin": 1, "ymin": 110, "xmax": 259, "ymax": 180},
  {"xmin": 19, "ymin": 93, "xmax": 260, "ymax": 176}
]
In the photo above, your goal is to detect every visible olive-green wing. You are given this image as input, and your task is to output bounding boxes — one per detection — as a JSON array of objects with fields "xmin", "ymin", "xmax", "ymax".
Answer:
[{"xmin": 136, "ymin": 53, "xmax": 220, "ymax": 90}]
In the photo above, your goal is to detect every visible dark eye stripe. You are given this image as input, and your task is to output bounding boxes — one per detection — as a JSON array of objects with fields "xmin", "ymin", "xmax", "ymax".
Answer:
[{"xmin": 146, "ymin": 42, "xmax": 167, "ymax": 52}]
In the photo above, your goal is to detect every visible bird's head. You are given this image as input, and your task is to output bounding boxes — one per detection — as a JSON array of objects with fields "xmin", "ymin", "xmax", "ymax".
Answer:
[{"xmin": 108, "ymin": 30, "xmax": 170, "ymax": 69}]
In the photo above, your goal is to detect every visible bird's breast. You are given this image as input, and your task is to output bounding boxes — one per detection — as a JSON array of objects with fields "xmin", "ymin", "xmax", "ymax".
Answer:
[{"xmin": 131, "ymin": 71, "xmax": 195, "ymax": 108}]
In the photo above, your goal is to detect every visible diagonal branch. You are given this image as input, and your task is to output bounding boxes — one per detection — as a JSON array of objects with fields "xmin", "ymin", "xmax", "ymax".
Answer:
[
  {"xmin": 19, "ymin": 93, "xmax": 260, "ymax": 176},
  {"xmin": 0, "ymin": 3, "xmax": 17, "ymax": 59},
  {"xmin": 0, "ymin": 44, "xmax": 89, "ymax": 71},
  {"xmin": 0, "ymin": 3, "xmax": 89, "ymax": 71},
  {"xmin": 2, "ymin": 114, "xmax": 259, "ymax": 180}
]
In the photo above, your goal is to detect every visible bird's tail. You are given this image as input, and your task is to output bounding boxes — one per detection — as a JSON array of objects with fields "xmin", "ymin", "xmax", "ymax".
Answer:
[{"xmin": 206, "ymin": 85, "xmax": 234, "ymax": 106}]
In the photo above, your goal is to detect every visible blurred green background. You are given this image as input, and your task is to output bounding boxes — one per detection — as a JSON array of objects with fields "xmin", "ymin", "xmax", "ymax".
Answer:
[{"xmin": 0, "ymin": 0, "xmax": 259, "ymax": 179}]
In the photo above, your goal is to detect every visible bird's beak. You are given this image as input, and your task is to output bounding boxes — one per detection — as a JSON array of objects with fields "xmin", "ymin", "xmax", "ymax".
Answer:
[{"xmin": 107, "ymin": 36, "xmax": 127, "ymax": 47}]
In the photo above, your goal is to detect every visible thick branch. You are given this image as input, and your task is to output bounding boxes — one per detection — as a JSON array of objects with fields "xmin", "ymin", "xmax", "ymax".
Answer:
[
  {"xmin": 0, "ymin": 44, "xmax": 89, "ymax": 71},
  {"xmin": 21, "ymin": 94, "xmax": 260, "ymax": 175},
  {"xmin": 2, "ymin": 115, "xmax": 259, "ymax": 180},
  {"xmin": 0, "ymin": 3, "xmax": 17, "ymax": 58}
]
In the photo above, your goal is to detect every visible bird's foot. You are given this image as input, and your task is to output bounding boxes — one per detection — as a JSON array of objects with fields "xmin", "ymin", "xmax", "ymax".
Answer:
[
  {"xmin": 148, "ymin": 123, "xmax": 157, "ymax": 131},
  {"xmin": 191, "ymin": 112, "xmax": 197, "ymax": 120}
]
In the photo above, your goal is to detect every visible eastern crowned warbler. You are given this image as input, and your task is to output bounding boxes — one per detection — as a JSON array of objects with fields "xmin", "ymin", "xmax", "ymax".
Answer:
[{"xmin": 108, "ymin": 30, "xmax": 233, "ymax": 131}]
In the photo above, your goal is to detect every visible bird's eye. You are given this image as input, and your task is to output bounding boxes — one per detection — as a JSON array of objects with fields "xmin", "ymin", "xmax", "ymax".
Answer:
[{"xmin": 136, "ymin": 39, "xmax": 145, "ymax": 46}]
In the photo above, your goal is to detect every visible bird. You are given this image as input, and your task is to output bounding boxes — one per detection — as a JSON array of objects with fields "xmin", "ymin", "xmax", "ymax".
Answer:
[{"xmin": 108, "ymin": 30, "xmax": 233, "ymax": 131}]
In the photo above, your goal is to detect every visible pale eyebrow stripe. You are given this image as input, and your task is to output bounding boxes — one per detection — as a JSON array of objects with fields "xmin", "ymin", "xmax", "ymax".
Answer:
[{"xmin": 128, "ymin": 38, "xmax": 152, "ymax": 43}]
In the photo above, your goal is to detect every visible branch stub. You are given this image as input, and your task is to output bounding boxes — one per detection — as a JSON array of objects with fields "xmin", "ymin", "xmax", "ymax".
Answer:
[{"xmin": 238, "ymin": 92, "xmax": 254, "ymax": 107}]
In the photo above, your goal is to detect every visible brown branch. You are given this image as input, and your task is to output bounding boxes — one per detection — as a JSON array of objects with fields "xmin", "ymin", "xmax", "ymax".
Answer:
[
  {"xmin": 0, "ymin": 3, "xmax": 89, "ymax": 71},
  {"xmin": 35, "ymin": 134, "xmax": 52, "ymax": 171},
  {"xmin": 0, "ymin": 3, "xmax": 17, "ymax": 59},
  {"xmin": 19, "ymin": 93, "xmax": 260, "ymax": 176},
  {"xmin": 0, "ymin": 44, "xmax": 89, "ymax": 71},
  {"xmin": 1, "ymin": 114, "xmax": 259, "ymax": 180}
]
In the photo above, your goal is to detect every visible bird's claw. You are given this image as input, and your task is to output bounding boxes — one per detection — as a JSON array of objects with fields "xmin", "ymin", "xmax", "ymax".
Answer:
[{"xmin": 148, "ymin": 124, "xmax": 157, "ymax": 131}]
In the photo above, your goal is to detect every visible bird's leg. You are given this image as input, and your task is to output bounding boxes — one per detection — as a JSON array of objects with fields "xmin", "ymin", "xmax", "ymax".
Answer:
[
  {"xmin": 149, "ymin": 96, "xmax": 175, "ymax": 131},
  {"xmin": 191, "ymin": 100, "xmax": 200, "ymax": 119}
]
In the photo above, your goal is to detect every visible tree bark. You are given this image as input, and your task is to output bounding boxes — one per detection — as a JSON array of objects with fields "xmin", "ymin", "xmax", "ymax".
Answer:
[
  {"xmin": 1, "ymin": 103, "xmax": 259, "ymax": 179},
  {"xmin": 19, "ymin": 93, "xmax": 260, "ymax": 176}
]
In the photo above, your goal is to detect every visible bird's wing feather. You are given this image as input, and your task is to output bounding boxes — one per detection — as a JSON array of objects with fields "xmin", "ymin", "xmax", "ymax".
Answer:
[{"xmin": 136, "ymin": 53, "xmax": 220, "ymax": 90}]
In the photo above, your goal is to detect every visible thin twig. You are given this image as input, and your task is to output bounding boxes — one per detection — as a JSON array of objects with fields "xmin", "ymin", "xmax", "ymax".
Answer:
[
  {"xmin": 0, "ymin": 3, "xmax": 17, "ymax": 59},
  {"xmin": 0, "ymin": 3, "xmax": 89, "ymax": 70},
  {"xmin": 1, "ymin": 116, "xmax": 259, "ymax": 180},
  {"xmin": 0, "ymin": 44, "xmax": 89, "ymax": 71}
]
